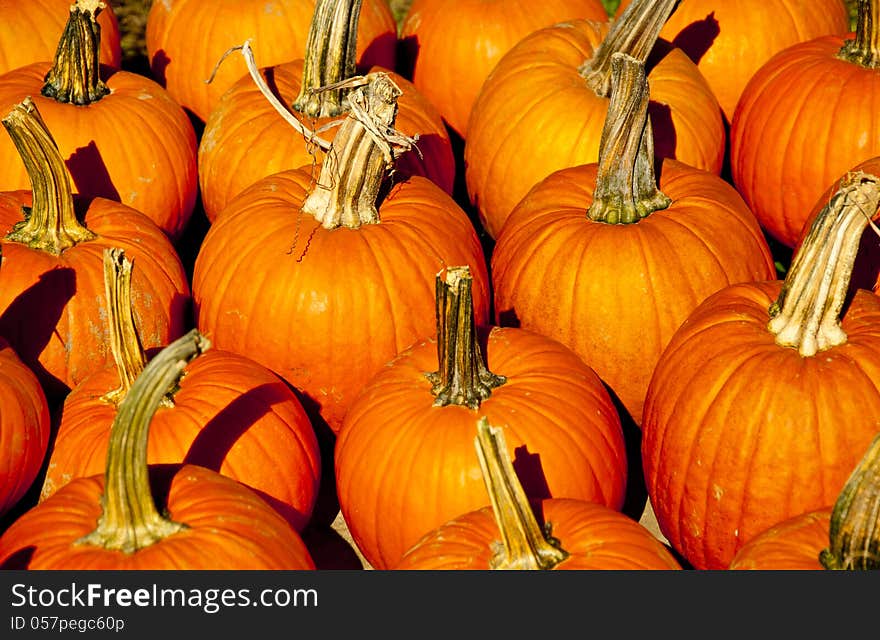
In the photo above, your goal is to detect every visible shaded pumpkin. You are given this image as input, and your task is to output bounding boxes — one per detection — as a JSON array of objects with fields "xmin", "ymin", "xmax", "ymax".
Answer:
[
  {"xmin": 41, "ymin": 248, "xmax": 321, "ymax": 533},
  {"xmin": 336, "ymin": 266, "xmax": 628, "ymax": 569},
  {"xmin": 0, "ymin": 330, "xmax": 316, "ymax": 570}
]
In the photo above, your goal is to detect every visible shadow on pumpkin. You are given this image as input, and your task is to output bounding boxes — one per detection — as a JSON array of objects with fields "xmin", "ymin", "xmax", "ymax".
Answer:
[
  {"xmin": 66, "ymin": 141, "xmax": 120, "ymax": 204},
  {"xmin": 670, "ymin": 13, "xmax": 720, "ymax": 65}
]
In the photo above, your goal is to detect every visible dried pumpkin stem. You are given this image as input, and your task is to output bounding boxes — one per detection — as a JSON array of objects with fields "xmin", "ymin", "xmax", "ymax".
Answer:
[
  {"xmin": 302, "ymin": 72, "xmax": 417, "ymax": 229},
  {"xmin": 474, "ymin": 417, "xmax": 569, "ymax": 570},
  {"xmin": 587, "ymin": 53, "xmax": 671, "ymax": 224},
  {"xmin": 293, "ymin": 0, "xmax": 363, "ymax": 118},
  {"xmin": 768, "ymin": 173, "xmax": 880, "ymax": 356},
  {"xmin": 837, "ymin": 0, "xmax": 880, "ymax": 68},
  {"xmin": 42, "ymin": 0, "xmax": 110, "ymax": 105},
  {"xmin": 425, "ymin": 267, "xmax": 505, "ymax": 408},
  {"xmin": 578, "ymin": 0, "xmax": 678, "ymax": 97},
  {"xmin": 820, "ymin": 431, "xmax": 880, "ymax": 570},
  {"xmin": 77, "ymin": 329, "xmax": 210, "ymax": 553},
  {"xmin": 1, "ymin": 98, "xmax": 96, "ymax": 254}
]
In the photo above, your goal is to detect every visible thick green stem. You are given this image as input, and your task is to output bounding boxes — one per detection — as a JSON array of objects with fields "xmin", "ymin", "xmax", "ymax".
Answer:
[
  {"xmin": 578, "ymin": 0, "xmax": 678, "ymax": 97},
  {"xmin": 837, "ymin": 0, "xmax": 880, "ymax": 68},
  {"xmin": 820, "ymin": 432, "xmax": 880, "ymax": 570},
  {"xmin": 301, "ymin": 72, "xmax": 416, "ymax": 229},
  {"xmin": 76, "ymin": 329, "xmax": 210, "ymax": 553},
  {"xmin": 293, "ymin": 0, "xmax": 363, "ymax": 117},
  {"xmin": 42, "ymin": 0, "xmax": 110, "ymax": 105},
  {"xmin": 425, "ymin": 267, "xmax": 505, "ymax": 409},
  {"xmin": 587, "ymin": 53, "xmax": 671, "ymax": 224},
  {"xmin": 768, "ymin": 173, "xmax": 880, "ymax": 357},
  {"xmin": 474, "ymin": 417, "xmax": 569, "ymax": 570},
  {"xmin": 1, "ymin": 98, "xmax": 96, "ymax": 255}
]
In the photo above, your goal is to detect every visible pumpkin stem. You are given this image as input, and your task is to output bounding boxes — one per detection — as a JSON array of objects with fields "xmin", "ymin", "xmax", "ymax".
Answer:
[
  {"xmin": 425, "ymin": 266, "xmax": 505, "ymax": 409},
  {"xmin": 819, "ymin": 431, "xmax": 880, "ymax": 570},
  {"xmin": 587, "ymin": 53, "xmax": 671, "ymax": 224},
  {"xmin": 1, "ymin": 98, "xmax": 96, "ymax": 255},
  {"xmin": 42, "ymin": 0, "xmax": 110, "ymax": 105},
  {"xmin": 837, "ymin": 0, "xmax": 880, "ymax": 68},
  {"xmin": 768, "ymin": 172, "xmax": 880, "ymax": 357},
  {"xmin": 474, "ymin": 417, "xmax": 569, "ymax": 570},
  {"xmin": 578, "ymin": 0, "xmax": 678, "ymax": 97},
  {"xmin": 301, "ymin": 72, "xmax": 418, "ymax": 229},
  {"xmin": 293, "ymin": 0, "xmax": 363, "ymax": 118},
  {"xmin": 76, "ymin": 329, "xmax": 210, "ymax": 553}
]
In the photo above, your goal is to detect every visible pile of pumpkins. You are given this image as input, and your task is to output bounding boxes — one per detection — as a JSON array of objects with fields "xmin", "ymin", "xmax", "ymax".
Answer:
[{"xmin": 0, "ymin": 0, "xmax": 877, "ymax": 572}]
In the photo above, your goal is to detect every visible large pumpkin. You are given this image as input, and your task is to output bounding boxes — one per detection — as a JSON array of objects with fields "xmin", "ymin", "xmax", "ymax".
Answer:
[
  {"xmin": 336, "ymin": 266, "xmax": 628, "ymax": 569},
  {"xmin": 0, "ymin": 98, "xmax": 189, "ymax": 403},
  {"xmin": 730, "ymin": 0, "xmax": 880, "ymax": 248},
  {"xmin": 0, "ymin": 0, "xmax": 198, "ymax": 241},
  {"xmin": 193, "ymin": 73, "xmax": 489, "ymax": 434},
  {"xmin": 642, "ymin": 171, "xmax": 880, "ymax": 570},
  {"xmin": 145, "ymin": 0, "xmax": 397, "ymax": 123},
  {"xmin": 0, "ymin": 331, "xmax": 316, "ymax": 570},
  {"xmin": 491, "ymin": 53, "xmax": 774, "ymax": 426},
  {"xmin": 41, "ymin": 249, "xmax": 321, "ymax": 533},
  {"xmin": 465, "ymin": 0, "xmax": 725, "ymax": 239}
]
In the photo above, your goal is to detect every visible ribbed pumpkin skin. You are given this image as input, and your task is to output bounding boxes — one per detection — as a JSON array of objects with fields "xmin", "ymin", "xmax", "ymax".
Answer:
[
  {"xmin": 728, "ymin": 510, "xmax": 830, "ymax": 570},
  {"xmin": 0, "ymin": 340, "xmax": 51, "ymax": 518},
  {"xmin": 0, "ymin": 464, "xmax": 316, "ymax": 570},
  {"xmin": 491, "ymin": 160, "xmax": 775, "ymax": 426},
  {"xmin": 41, "ymin": 349, "xmax": 321, "ymax": 532},
  {"xmin": 0, "ymin": 194, "xmax": 190, "ymax": 401},
  {"xmin": 0, "ymin": 63, "xmax": 199, "ymax": 242},
  {"xmin": 615, "ymin": 0, "xmax": 850, "ymax": 120},
  {"xmin": 730, "ymin": 35, "xmax": 880, "ymax": 249},
  {"xmin": 192, "ymin": 170, "xmax": 490, "ymax": 434},
  {"xmin": 0, "ymin": 0, "xmax": 122, "ymax": 76},
  {"xmin": 642, "ymin": 282, "xmax": 880, "ymax": 571},
  {"xmin": 464, "ymin": 19, "xmax": 725, "ymax": 240},
  {"xmin": 398, "ymin": 0, "xmax": 610, "ymax": 138},
  {"xmin": 336, "ymin": 325, "xmax": 628, "ymax": 570},
  {"xmin": 145, "ymin": 0, "xmax": 397, "ymax": 124},
  {"xmin": 198, "ymin": 60, "xmax": 454, "ymax": 223},
  {"xmin": 395, "ymin": 498, "xmax": 682, "ymax": 570}
]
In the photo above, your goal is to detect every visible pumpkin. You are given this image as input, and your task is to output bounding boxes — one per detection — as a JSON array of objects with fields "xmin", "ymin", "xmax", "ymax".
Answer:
[
  {"xmin": 614, "ymin": 0, "xmax": 851, "ymax": 120},
  {"xmin": 397, "ymin": 0, "xmax": 610, "ymax": 138},
  {"xmin": 395, "ymin": 417, "xmax": 681, "ymax": 570},
  {"xmin": 491, "ymin": 53, "xmax": 774, "ymax": 426},
  {"xmin": 336, "ymin": 266, "xmax": 628, "ymax": 569},
  {"xmin": 464, "ymin": 0, "xmax": 725, "ymax": 239},
  {"xmin": 198, "ymin": 0, "xmax": 453, "ymax": 223},
  {"xmin": 40, "ymin": 248, "xmax": 322, "ymax": 533},
  {"xmin": 0, "ymin": 98, "xmax": 189, "ymax": 404},
  {"xmin": 730, "ymin": 0, "xmax": 880, "ymax": 248},
  {"xmin": 642, "ymin": 171, "xmax": 880, "ymax": 570},
  {"xmin": 0, "ymin": 336, "xmax": 51, "ymax": 519},
  {"xmin": 193, "ymin": 73, "xmax": 490, "ymax": 435},
  {"xmin": 145, "ymin": 0, "xmax": 397, "ymax": 123},
  {"xmin": 729, "ymin": 431, "xmax": 880, "ymax": 570},
  {"xmin": 0, "ymin": 330, "xmax": 316, "ymax": 570},
  {"xmin": 0, "ymin": 0, "xmax": 199, "ymax": 242}
]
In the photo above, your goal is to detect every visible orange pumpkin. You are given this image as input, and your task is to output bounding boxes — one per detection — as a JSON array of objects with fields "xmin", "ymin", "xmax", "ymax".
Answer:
[
  {"xmin": 0, "ymin": 0, "xmax": 198, "ymax": 241},
  {"xmin": 41, "ymin": 249, "xmax": 321, "ymax": 533},
  {"xmin": 730, "ymin": 0, "xmax": 880, "ymax": 248},
  {"xmin": 336, "ymin": 266, "xmax": 628, "ymax": 569},
  {"xmin": 0, "ymin": 331, "xmax": 316, "ymax": 570},
  {"xmin": 465, "ymin": 0, "xmax": 725, "ymax": 239},
  {"xmin": 491, "ymin": 53, "xmax": 774, "ymax": 426},
  {"xmin": 642, "ymin": 171, "xmax": 880, "ymax": 570},
  {"xmin": 0, "ymin": 98, "xmax": 190, "ymax": 403},
  {"xmin": 145, "ymin": 0, "xmax": 397, "ymax": 123},
  {"xmin": 398, "ymin": 0, "xmax": 610, "ymax": 138},
  {"xmin": 395, "ymin": 417, "xmax": 680, "ymax": 570},
  {"xmin": 193, "ymin": 73, "xmax": 489, "ymax": 434}
]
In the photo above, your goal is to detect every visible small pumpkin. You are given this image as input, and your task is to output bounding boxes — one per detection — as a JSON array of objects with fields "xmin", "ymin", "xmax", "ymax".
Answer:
[{"xmin": 0, "ymin": 330, "xmax": 316, "ymax": 570}]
